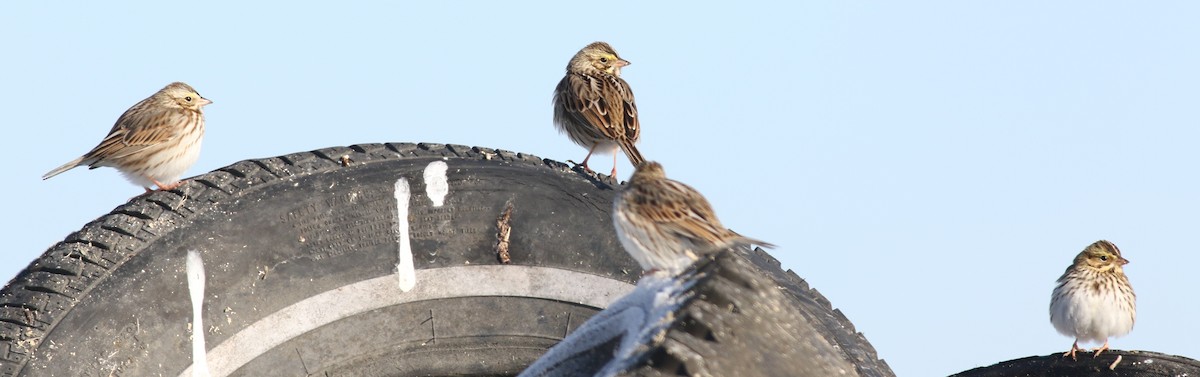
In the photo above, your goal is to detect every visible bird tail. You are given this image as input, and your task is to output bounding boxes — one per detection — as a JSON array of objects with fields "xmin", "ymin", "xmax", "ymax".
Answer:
[
  {"xmin": 732, "ymin": 230, "xmax": 776, "ymax": 249},
  {"xmin": 738, "ymin": 236, "xmax": 776, "ymax": 250},
  {"xmin": 695, "ymin": 233, "xmax": 776, "ymax": 257},
  {"xmin": 620, "ymin": 142, "xmax": 646, "ymax": 167},
  {"xmin": 42, "ymin": 157, "xmax": 86, "ymax": 180}
]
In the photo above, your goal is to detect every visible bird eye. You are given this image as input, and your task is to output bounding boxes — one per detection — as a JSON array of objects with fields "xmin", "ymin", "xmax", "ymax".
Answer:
[
  {"xmin": 1099, "ymin": 255, "xmax": 1108, "ymax": 261},
  {"xmin": 600, "ymin": 57, "xmax": 608, "ymax": 63},
  {"xmin": 185, "ymin": 96, "xmax": 193, "ymax": 102}
]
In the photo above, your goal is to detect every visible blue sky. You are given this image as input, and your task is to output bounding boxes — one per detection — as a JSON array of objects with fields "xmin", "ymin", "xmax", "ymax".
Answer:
[{"xmin": 3, "ymin": 2, "xmax": 1198, "ymax": 375}]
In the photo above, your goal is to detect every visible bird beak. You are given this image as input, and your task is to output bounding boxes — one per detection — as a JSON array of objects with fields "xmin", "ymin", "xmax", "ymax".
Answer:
[
  {"xmin": 198, "ymin": 98, "xmax": 213, "ymax": 106},
  {"xmin": 1119, "ymin": 257, "xmax": 1130, "ymax": 265},
  {"xmin": 616, "ymin": 59, "xmax": 631, "ymax": 67}
]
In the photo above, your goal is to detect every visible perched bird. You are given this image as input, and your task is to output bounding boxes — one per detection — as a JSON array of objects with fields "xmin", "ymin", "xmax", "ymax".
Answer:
[
  {"xmin": 43, "ymin": 82, "xmax": 211, "ymax": 192},
  {"xmin": 1049, "ymin": 240, "xmax": 1136, "ymax": 360},
  {"xmin": 613, "ymin": 161, "xmax": 773, "ymax": 274},
  {"xmin": 553, "ymin": 41, "xmax": 645, "ymax": 177}
]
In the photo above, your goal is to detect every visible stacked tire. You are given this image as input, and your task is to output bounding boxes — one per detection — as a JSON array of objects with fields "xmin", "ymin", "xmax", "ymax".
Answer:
[{"xmin": 1, "ymin": 143, "xmax": 891, "ymax": 376}]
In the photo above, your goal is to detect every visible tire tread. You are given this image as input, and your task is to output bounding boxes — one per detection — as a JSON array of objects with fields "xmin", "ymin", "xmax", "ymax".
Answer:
[{"xmin": 0, "ymin": 142, "xmax": 616, "ymax": 375}]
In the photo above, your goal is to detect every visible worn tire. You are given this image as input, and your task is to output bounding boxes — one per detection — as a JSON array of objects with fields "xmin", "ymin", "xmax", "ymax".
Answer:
[
  {"xmin": 615, "ymin": 249, "xmax": 892, "ymax": 377},
  {"xmin": 738, "ymin": 247, "xmax": 894, "ymax": 377},
  {"xmin": 1, "ymin": 143, "xmax": 887, "ymax": 376},
  {"xmin": 951, "ymin": 350, "xmax": 1200, "ymax": 377}
]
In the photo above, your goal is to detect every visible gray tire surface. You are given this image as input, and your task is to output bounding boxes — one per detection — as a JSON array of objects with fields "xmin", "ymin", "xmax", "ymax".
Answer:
[
  {"xmin": 615, "ymin": 249, "xmax": 892, "ymax": 377},
  {"xmin": 1, "ymin": 143, "xmax": 887, "ymax": 376},
  {"xmin": 950, "ymin": 350, "xmax": 1200, "ymax": 376},
  {"xmin": 738, "ymin": 248, "xmax": 894, "ymax": 377}
]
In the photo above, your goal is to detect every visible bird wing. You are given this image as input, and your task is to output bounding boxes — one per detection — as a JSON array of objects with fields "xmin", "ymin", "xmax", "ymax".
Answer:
[
  {"xmin": 609, "ymin": 75, "xmax": 640, "ymax": 144},
  {"xmin": 566, "ymin": 73, "xmax": 640, "ymax": 143},
  {"xmin": 610, "ymin": 77, "xmax": 645, "ymax": 165},
  {"xmin": 632, "ymin": 180, "xmax": 729, "ymax": 245},
  {"xmin": 563, "ymin": 73, "xmax": 646, "ymax": 165},
  {"xmin": 85, "ymin": 108, "xmax": 182, "ymax": 163}
]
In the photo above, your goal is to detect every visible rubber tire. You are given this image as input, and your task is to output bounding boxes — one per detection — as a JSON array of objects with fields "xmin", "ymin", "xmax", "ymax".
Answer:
[
  {"xmin": 0, "ymin": 143, "xmax": 886, "ymax": 376},
  {"xmin": 616, "ymin": 249, "xmax": 894, "ymax": 377},
  {"xmin": 738, "ymin": 247, "xmax": 895, "ymax": 377},
  {"xmin": 950, "ymin": 350, "xmax": 1200, "ymax": 376}
]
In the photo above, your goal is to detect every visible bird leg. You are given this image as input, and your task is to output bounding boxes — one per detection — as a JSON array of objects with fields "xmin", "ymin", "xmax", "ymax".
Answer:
[
  {"xmin": 610, "ymin": 153, "xmax": 618, "ymax": 177},
  {"xmin": 1091, "ymin": 340, "xmax": 1111, "ymax": 358},
  {"xmin": 152, "ymin": 178, "xmax": 185, "ymax": 191},
  {"xmin": 1063, "ymin": 340, "xmax": 1081, "ymax": 360},
  {"xmin": 578, "ymin": 143, "xmax": 598, "ymax": 173}
]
